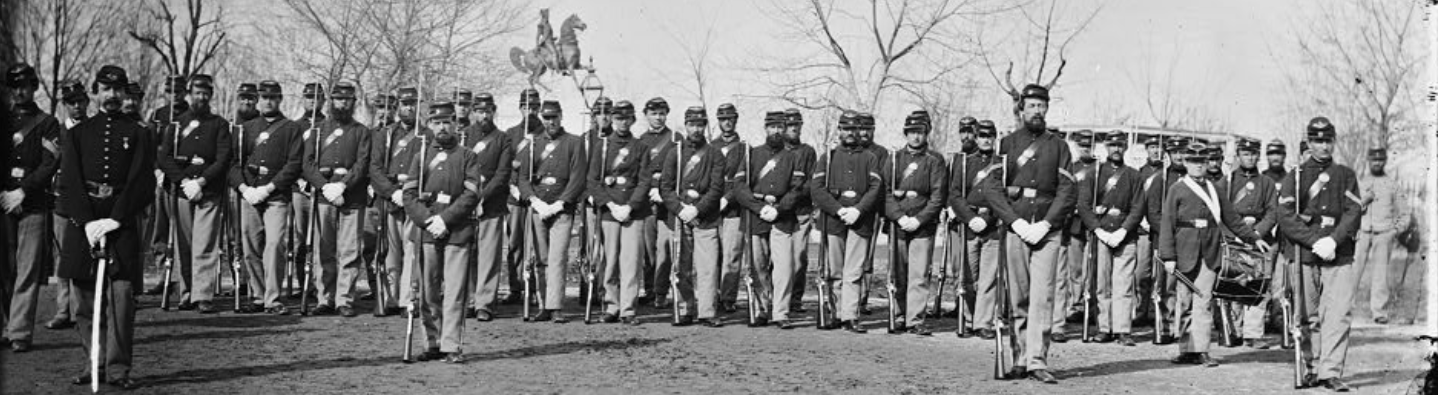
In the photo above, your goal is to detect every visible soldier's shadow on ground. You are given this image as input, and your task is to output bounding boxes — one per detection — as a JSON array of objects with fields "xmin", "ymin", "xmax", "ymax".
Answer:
[
  {"xmin": 136, "ymin": 338, "xmax": 670, "ymax": 387},
  {"xmin": 137, "ymin": 313, "xmax": 303, "ymax": 328}
]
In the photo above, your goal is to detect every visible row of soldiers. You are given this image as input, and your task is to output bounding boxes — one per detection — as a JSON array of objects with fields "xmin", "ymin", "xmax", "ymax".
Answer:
[{"xmin": 2, "ymin": 63, "xmax": 1374, "ymax": 392}]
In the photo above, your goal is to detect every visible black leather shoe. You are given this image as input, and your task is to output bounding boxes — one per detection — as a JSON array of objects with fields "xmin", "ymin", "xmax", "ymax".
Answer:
[
  {"xmin": 475, "ymin": 309, "xmax": 494, "ymax": 322},
  {"xmin": 311, "ymin": 305, "xmax": 336, "ymax": 316},
  {"xmin": 11, "ymin": 340, "xmax": 31, "ymax": 353},
  {"xmin": 551, "ymin": 310, "xmax": 569, "ymax": 323},
  {"xmin": 1118, "ymin": 334, "xmax": 1136, "ymax": 346},
  {"xmin": 907, "ymin": 325, "xmax": 933, "ymax": 336},
  {"xmin": 1170, "ymin": 352, "xmax": 1199, "ymax": 365},
  {"xmin": 652, "ymin": 297, "xmax": 671, "ymax": 309},
  {"xmin": 1089, "ymin": 333, "xmax": 1116, "ymax": 343},
  {"xmin": 749, "ymin": 317, "xmax": 769, "ymax": 327},
  {"xmin": 238, "ymin": 304, "xmax": 265, "ymax": 314},
  {"xmin": 621, "ymin": 316, "xmax": 642, "ymax": 326},
  {"xmin": 45, "ymin": 318, "xmax": 75, "ymax": 330},
  {"xmin": 107, "ymin": 378, "xmax": 140, "ymax": 391},
  {"xmin": 601, "ymin": 313, "xmax": 619, "ymax": 323},
  {"xmin": 530, "ymin": 310, "xmax": 553, "ymax": 322},
  {"xmin": 1028, "ymin": 369, "xmax": 1058, "ymax": 384},
  {"xmin": 843, "ymin": 320, "xmax": 867, "ymax": 334},
  {"xmin": 672, "ymin": 316, "xmax": 695, "ymax": 327},
  {"xmin": 1050, "ymin": 332, "xmax": 1068, "ymax": 343},
  {"xmin": 699, "ymin": 318, "xmax": 723, "ymax": 328},
  {"xmin": 266, "ymin": 306, "xmax": 290, "ymax": 315},
  {"xmin": 1005, "ymin": 366, "xmax": 1027, "ymax": 380},
  {"xmin": 1198, "ymin": 353, "xmax": 1220, "ymax": 367},
  {"xmin": 442, "ymin": 352, "xmax": 464, "ymax": 364},
  {"xmin": 721, "ymin": 303, "xmax": 737, "ymax": 313},
  {"xmin": 976, "ymin": 329, "xmax": 996, "ymax": 340},
  {"xmin": 775, "ymin": 320, "xmax": 794, "ymax": 330},
  {"xmin": 1316, "ymin": 377, "xmax": 1350, "ymax": 392},
  {"xmin": 790, "ymin": 304, "xmax": 807, "ymax": 313},
  {"xmin": 197, "ymin": 301, "xmax": 217, "ymax": 314},
  {"xmin": 339, "ymin": 306, "xmax": 357, "ymax": 317},
  {"xmin": 465, "ymin": 308, "xmax": 478, "ymax": 319},
  {"xmin": 177, "ymin": 301, "xmax": 196, "ymax": 311},
  {"xmin": 1245, "ymin": 338, "xmax": 1271, "ymax": 350},
  {"xmin": 1301, "ymin": 373, "xmax": 1319, "ymax": 389},
  {"xmin": 1373, "ymin": 316, "xmax": 1389, "ymax": 325},
  {"xmin": 416, "ymin": 348, "xmax": 445, "ymax": 362}
]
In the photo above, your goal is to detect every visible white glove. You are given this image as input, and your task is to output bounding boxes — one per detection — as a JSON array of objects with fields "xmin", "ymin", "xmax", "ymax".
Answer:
[
  {"xmin": 1031, "ymin": 220, "xmax": 1052, "ymax": 239},
  {"xmin": 181, "ymin": 179, "xmax": 203, "ymax": 200},
  {"xmin": 551, "ymin": 201, "xmax": 566, "ymax": 216},
  {"xmin": 760, "ymin": 206, "xmax": 778, "ymax": 222},
  {"xmin": 84, "ymin": 219, "xmax": 120, "ymax": 247},
  {"xmin": 1, "ymin": 190, "xmax": 23, "ymax": 213},
  {"xmin": 241, "ymin": 186, "xmax": 263, "ymax": 205},
  {"xmin": 967, "ymin": 217, "xmax": 988, "ymax": 233},
  {"xmin": 1141, "ymin": 218, "xmax": 1150, "ymax": 232},
  {"xmin": 1163, "ymin": 260, "xmax": 1177, "ymax": 274},
  {"xmin": 720, "ymin": 197, "xmax": 729, "ymax": 212},
  {"xmin": 424, "ymin": 216, "xmax": 448, "ymax": 237},
  {"xmin": 1108, "ymin": 229, "xmax": 1128, "ymax": 247},
  {"xmin": 611, "ymin": 204, "xmax": 631, "ymax": 222},
  {"xmin": 1311, "ymin": 237, "xmax": 1337, "ymax": 261},
  {"xmin": 367, "ymin": 185, "xmax": 375, "ymax": 199},
  {"xmin": 154, "ymin": 169, "xmax": 165, "ymax": 185},
  {"xmin": 838, "ymin": 207, "xmax": 860, "ymax": 225},
  {"xmin": 509, "ymin": 185, "xmax": 521, "ymax": 201},
  {"xmin": 899, "ymin": 216, "xmax": 919, "ymax": 232},
  {"xmin": 256, "ymin": 184, "xmax": 275, "ymax": 202},
  {"xmin": 941, "ymin": 207, "xmax": 955, "ymax": 221},
  {"xmin": 1093, "ymin": 229, "xmax": 1112, "ymax": 247},
  {"xmin": 679, "ymin": 205, "xmax": 699, "ymax": 223},
  {"xmin": 1242, "ymin": 217, "xmax": 1257, "ymax": 226},
  {"xmin": 322, "ymin": 182, "xmax": 345, "ymax": 203},
  {"xmin": 648, "ymin": 188, "xmax": 663, "ymax": 203},
  {"xmin": 1254, "ymin": 240, "xmax": 1272, "ymax": 253},
  {"xmin": 391, "ymin": 190, "xmax": 405, "ymax": 207},
  {"xmin": 1010, "ymin": 219, "xmax": 1032, "ymax": 239}
]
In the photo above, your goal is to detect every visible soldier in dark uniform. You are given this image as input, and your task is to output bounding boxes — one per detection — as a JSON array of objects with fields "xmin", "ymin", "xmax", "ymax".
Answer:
[
  {"xmin": 1205, "ymin": 146, "xmax": 1226, "ymax": 182},
  {"xmin": 147, "ymin": 76, "xmax": 189, "ymax": 128},
  {"xmin": 948, "ymin": 119, "xmax": 1003, "ymax": 338},
  {"xmin": 1158, "ymin": 143, "xmax": 1267, "ymax": 368},
  {"xmin": 46, "ymin": 80, "xmax": 90, "ymax": 330},
  {"xmin": 1143, "ymin": 137, "xmax": 1191, "ymax": 343},
  {"xmin": 404, "ymin": 101, "xmax": 482, "ymax": 363},
  {"xmin": 1276, "ymin": 117, "xmax": 1362, "ymax": 391},
  {"xmin": 637, "ymin": 97, "xmax": 676, "ymax": 308},
  {"xmin": 1076, "ymin": 131, "xmax": 1145, "ymax": 346},
  {"xmin": 452, "ymin": 90, "xmax": 474, "ymax": 130},
  {"xmin": 142, "ymin": 76, "xmax": 188, "ymax": 297},
  {"xmin": 735, "ymin": 111, "xmax": 805, "ymax": 328},
  {"xmin": 371, "ymin": 87, "xmax": 425, "ymax": 317},
  {"xmin": 783, "ymin": 109, "xmax": 816, "ymax": 313},
  {"xmin": 882, "ymin": 111, "xmax": 946, "ymax": 335},
  {"xmin": 462, "ymin": 91, "xmax": 512, "ymax": 322},
  {"xmin": 157, "ymin": 74, "xmax": 233, "ymax": 314},
  {"xmin": 574, "ymin": 96, "xmax": 612, "ymax": 313},
  {"xmin": 121, "ymin": 83, "xmax": 146, "ymax": 123},
  {"xmin": 232, "ymin": 81, "xmax": 304, "ymax": 315},
  {"xmin": 501, "ymin": 88, "xmax": 543, "ymax": 306},
  {"xmin": 712, "ymin": 103, "xmax": 745, "ymax": 313},
  {"xmin": 516, "ymin": 100, "xmax": 586, "ymax": 322},
  {"xmin": 655, "ymin": 106, "xmax": 725, "ymax": 327},
  {"xmin": 590, "ymin": 101, "xmax": 652, "ymax": 325},
  {"xmin": 370, "ymin": 94, "xmax": 397, "ymax": 129},
  {"xmin": 585, "ymin": 97, "xmax": 614, "ymax": 147},
  {"xmin": 3, "ymin": 63, "xmax": 63, "ymax": 352},
  {"xmin": 60, "ymin": 80, "xmax": 90, "ymax": 130},
  {"xmin": 290, "ymin": 82, "xmax": 327, "ymax": 299},
  {"xmin": 1052, "ymin": 130, "xmax": 1095, "ymax": 343},
  {"xmin": 957, "ymin": 116, "xmax": 979, "ymax": 155},
  {"xmin": 856, "ymin": 112, "xmax": 886, "ymax": 316},
  {"xmin": 57, "ymin": 65, "xmax": 156, "ymax": 390},
  {"xmin": 973, "ymin": 84, "xmax": 1073, "ymax": 383},
  {"xmin": 810, "ymin": 111, "xmax": 882, "ymax": 333},
  {"xmin": 235, "ymin": 83, "xmax": 260, "ymax": 124},
  {"xmin": 1220, "ymin": 138, "xmax": 1280, "ymax": 349},
  {"xmin": 302, "ymin": 81, "xmax": 370, "ymax": 317},
  {"xmin": 1133, "ymin": 136, "xmax": 1164, "ymax": 322},
  {"xmin": 1263, "ymin": 139, "xmax": 1287, "ymax": 182}
]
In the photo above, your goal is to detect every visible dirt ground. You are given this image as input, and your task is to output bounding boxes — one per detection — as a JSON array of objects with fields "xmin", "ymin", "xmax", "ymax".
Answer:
[{"xmin": 1, "ymin": 245, "xmax": 1430, "ymax": 395}]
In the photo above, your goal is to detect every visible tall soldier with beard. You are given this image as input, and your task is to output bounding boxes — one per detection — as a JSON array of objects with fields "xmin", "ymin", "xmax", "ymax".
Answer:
[
  {"xmin": 883, "ymin": 111, "xmax": 947, "ymax": 336},
  {"xmin": 638, "ymin": 97, "xmax": 675, "ymax": 308},
  {"xmin": 974, "ymin": 84, "xmax": 1073, "ymax": 383},
  {"xmin": 403, "ymin": 102, "xmax": 482, "ymax": 364},
  {"xmin": 950, "ymin": 120, "xmax": 1002, "ymax": 337},
  {"xmin": 370, "ymin": 87, "xmax": 426, "ymax": 317},
  {"xmin": 713, "ymin": 103, "xmax": 745, "ymax": 313},
  {"xmin": 1263, "ymin": 140, "xmax": 1288, "ymax": 182},
  {"xmin": 1053, "ymin": 130, "xmax": 1095, "ymax": 343},
  {"xmin": 3, "ymin": 63, "xmax": 63, "ymax": 352},
  {"xmin": 158, "ymin": 74, "xmax": 233, "ymax": 314},
  {"xmin": 143, "ymin": 76, "xmax": 188, "ymax": 297},
  {"xmin": 1077, "ymin": 132, "xmax": 1146, "ymax": 346},
  {"xmin": 501, "ymin": 88, "xmax": 543, "ymax": 306},
  {"xmin": 302, "ymin": 81, "xmax": 371, "ymax": 317},
  {"xmin": 657, "ymin": 106, "xmax": 726, "ymax": 327},
  {"xmin": 516, "ymin": 100, "xmax": 586, "ymax": 322},
  {"xmin": 782, "ymin": 109, "xmax": 816, "ymax": 313},
  {"xmin": 588, "ymin": 101, "xmax": 651, "ymax": 325},
  {"xmin": 811, "ymin": 112, "xmax": 882, "ymax": 333},
  {"xmin": 1225, "ymin": 138, "xmax": 1280, "ymax": 349},
  {"xmin": 462, "ymin": 92, "xmax": 512, "ymax": 322},
  {"xmin": 235, "ymin": 83, "xmax": 260, "ymax": 124},
  {"xmin": 1276, "ymin": 117, "xmax": 1363, "ymax": 391},
  {"xmin": 57, "ymin": 65, "xmax": 155, "ymax": 390},
  {"xmin": 735, "ymin": 111, "xmax": 804, "ymax": 328},
  {"xmin": 957, "ymin": 117, "xmax": 979, "ymax": 155},
  {"xmin": 233, "ymin": 81, "xmax": 304, "ymax": 315}
]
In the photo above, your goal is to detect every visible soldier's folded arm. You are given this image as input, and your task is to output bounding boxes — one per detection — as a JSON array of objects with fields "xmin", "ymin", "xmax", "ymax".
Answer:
[
  {"xmin": 1218, "ymin": 185, "xmax": 1262, "ymax": 243},
  {"xmin": 57, "ymin": 129, "xmax": 93, "ymax": 223},
  {"xmin": 977, "ymin": 168, "xmax": 1019, "ymax": 225},
  {"xmin": 1275, "ymin": 174, "xmax": 1322, "ymax": 247},
  {"xmin": 1075, "ymin": 168, "xmax": 1100, "ymax": 230},
  {"xmin": 695, "ymin": 154, "xmax": 725, "ymax": 215},
  {"xmin": 1253, "ymin": 181, "xmax": 1279, "ymax": 236},
  {"xmin": 367, "ymin": 129, "xmax": 397, "ymax": 197},
  {"xmin": 624, "ymin": 151, "xmax": 651, "ymax": 207},
  {"xmin": 21, "ymin": 121, "xmax": 61, "ymax": 192},
  {"xmin": 272, "ymin": 124, "xmax": 305, "ymax": 190},
  {"xmin": 439, "ymin": 158, "xmax": 484, "ymax": 225},
  {"xmin": 1330, "ymin": 173, "xmax": 1362, "ymax": 245},
  {"xmin": 1157, "ymin": 186, "xmax": 1179, "ymax": 261},
  {"xmin": 1119, "ymin": 174, "xmax": 1145, "ymax": 233},
  {"xmin": 1042, "ymin": 143, "xmax": 1075, "ymax": 225},
  {"xmin": 111, "ymin": 126, "xmax": 158, "ymax": 221},
  {"xmin": 585, "ymin": 142, "xmax": 611, "ymax": 208},
  {"xmin": 200, "ymin": 119, "xmax": 233, "ymax": 186},
  {"xmin": 515, "ymin": 147, "xmax": 537, "ymax": 202},
  {"xmin": 658, "ymin": 150, "xmax": 684, "ymax": 213},
  {"xmin": 155, "ymin": 127, "xmax": 186, "ymax": 184},
  {"xmin": 808, "ymin": 154, "xmax": 842, "ymax": 216},
  {"xmin": 557, "ymin": 138, "xmax": 587, "ymax": 205},
  {"xmin": 855, "ymin": 162, "xmax": 883, "ymax": 214},
  {"xmin": 338, "ymin": 129, "xmax": 370, "ymax": 188},
  {"xmin": 300, "ymin": 137, "xmax": 328, "ymax": 188},
  {"xmin": 949, "ymin": 164, "xmax": 978, "ymax": 223},
  {"xmin": 775, "ymin": 168, "xmax": 805, "ymax": 212}
]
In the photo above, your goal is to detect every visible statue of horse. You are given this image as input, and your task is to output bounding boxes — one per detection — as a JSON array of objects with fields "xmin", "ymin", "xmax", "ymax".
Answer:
[{"xmin": 510, "ymin": 12, "xmax": 587, "ymax": 89}]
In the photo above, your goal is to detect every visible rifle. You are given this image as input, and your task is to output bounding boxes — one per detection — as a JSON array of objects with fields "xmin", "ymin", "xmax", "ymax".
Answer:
[
  {"xmin": 520, "ymin": 121, "xmax": 545, "ymax": 321},
  {"xmin": 814, "ymin": 149, "xmax": 835, "ymax": 330},
  {"xmin": 89, "ymin": 238, "xmax": 109, "ymax": 393},
  {"xmin": 1289, "ymin": 164, "xmax": 1313, "ymax": 388},
  {"xmin": 742, "ymin": 144, "xmax": 759, "ymax": 326},
  {"xmin": 993, "ymin": 145, "xmax": 1016, "ymax": 379},
  {"xmin": 1151, "ymin": 136, "xmax": 1170, "ymax": 345},
  {"xmin": 669, "ymin": 138, "xmax": 683, "ymax": 324},
  {"xmin": 885, "ymin": 150, "xmax": 900, "ymax": 334},
  {"xmin": 299, "ymin": 82, "xmax": 323, "ymax": 316},
  {"xmin": 1080, "ymin": 161, "xmax": 1099, "ymax": 342},
  {"xmin": 372, "ymin": 92, "xmax": 395, "ymax": 317},
  {"xmin": 159, "ymin": 93, "xmax": 180, "ymax": 311},
  {"xmin": 583, "ymin": 130, "xmax": 607, "ymax": 324},
  {"xmin": 950, "ymin": 152, "xmax": 970, "ymax": 337},
  {"xmin": 403, "ymin": 127, "xmax": 430, "ymax": 363},
  {"xmin": 230, "ymin": 105, "xmax": 246, "ymax": 313}
]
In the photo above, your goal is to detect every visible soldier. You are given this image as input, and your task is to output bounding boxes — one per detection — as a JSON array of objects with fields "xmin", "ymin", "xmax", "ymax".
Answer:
[
  {"xmin": 235, "ymin": 83, "xmax": 260, "ymax": 124},
  {"xmin": 232, "ymin": 80, "xmax": 304, "ymax": 315},
  {"xmin": 158, "ymin": 74, "xmax": 233, "ymax": 314},
  {"xmin": 1205, "ymin": 146, "xmax": 1225, "ymax": 182},
  {"xmin": 370, "ymin": 94, "xmax": 398, "ymax": 129},
  {"xmin": 300, "ymin": 81, "xmax": 371, "ymax": 317},
  {"xmin": 575, "ymin": 96, "xmax": 612, "ymax": 312},
  {"xmin": 516, "ymin": 100, "xmax": 586, "ymax": 322},
  {"xmin": 59, "ymin": 80, "xmax": 90, "ymax": 129},
  {"xmin": 656, "ymin": 106, "xmax": 726, "ymax": 327},
  {"xmin": 974, "ymin": 84, "xmax": 1072, "ymax": 383},
  {"xmin": 957, "ymin": 116, "xmax": 979, "ymax": 155},
  {"xmin": 1355, "ymin": 146, "xmax": 1404, "ymax": 325},
  {"xmin": 734, "ymin": 111, "xmax": 804, "ymax": 328},
  {"xmin": 713, "ymin": 103, "xmax": 745, "ymax": 314},
  {"xmin": 1134, "ymin": 136, "xmax": 1165, "ymax": 323},
  {"xmin": 45, "ymin": 80, "xmax": 90, "ymax": 330},
  {"xmin": 501, "ymin": 88, "xmax": 543, "ymax": 306},
  {"xmin": 948, "ymin": 120, "xmax": 1003, "ymax": 338},
  {"xmin": 452, "ymin": 89, "xmax": 474, "ymax": 130},
  {"xmin": 143, "ymin": 76, "xmax": 188, "ymax": 297},
  {"xmin": 1076, "ymin": 131, "xmax": 1145, "ymax": 346},
  {"xmin": 882, "ymin": 111, "xmax": 947, "ymax": 336},
  {"xmin": 1144, "ymin": 136, "xmax": 1191, "ymax": 344},
  {"xmin": 1263, "ymin": 140, "xmax": 1288, "ymax": 182},
  {"xmin": 147, "ymin": 76, "xmax": 189, "ymax": 128},
  {"xmin": 1223, "ymin": 138, "xmax": 1280, "ymax": 349},
  {"xmin": 3, "ymin": 63, "xmax": 62, "ymax": 352},
  {"xmin": 403, "ymin": 101, "xmax": 482, "ymax": 364},
  {"xmin": 288, "ymin": 82, "xmax": 326, "ymax": 300},
  {"xmin": 589, "ymin": 100, "xmax": 651, "ymax": 325},
  {"xmin": 782, "ymin": 109, "xmax": 816, "ymax": 313},
  {"xmin": 1158, "ymin": 142, "xmax": 1268, "ymax": 368},
  {"xmin": 371, "ymin": 87, "xmax": 426, "ymax": 317},
  {"xmin": 121, "ymin": 83, "xmax": 146, "ymax": 123},
  {"xmin": 637, "ymin": 97, "xmax": 675, "ymax": 308},
  {"xmin": 56, "ymin": 65, "xmax": 155, "ymax": 390},
  {"xmin": 1053, "ymin": 129, "xmax": 1095, "ymax": 343},
  {"xmin": 856, "ymin": 112, "xmax": 886, "ymax": 316},
  {"xmin": 811, "ymin": 111, "xmax": 882, "ymax": 333},
  {"xmin": 462, "ymin": 91, "xmax": 512, "ymax": 322}
]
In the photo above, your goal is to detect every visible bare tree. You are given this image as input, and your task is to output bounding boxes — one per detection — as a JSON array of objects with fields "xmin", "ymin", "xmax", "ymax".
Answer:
[
  {"xmin": 127, "ymin": 0, "xmax": 231, "ymax": 78},
  {"xmin": 658, "ymin": 22, "xmax": 716, "ymax": 109},
  {"xmin": 1282, "ymin": 0, "xmax": 1425, "ymax": 165},
  {"xmin": 976, "ymin": 0, "xmax": 1101, "ymax": 125},
  {"xmin": 1125, "ymin": 38, "xmax": 1232, "ymax": 133},
  {"xmin": 13, "ymin": 0, "xmax": 134, "ymax": 112}
]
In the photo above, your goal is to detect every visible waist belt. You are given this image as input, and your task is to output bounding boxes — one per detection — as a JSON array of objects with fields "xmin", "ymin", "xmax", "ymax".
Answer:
[
  {"xmin": 85, "ymin": 181, "xmax": 115, "ymax": 199},
  {"xmin": 246, "ymin": 164, "xmax": 272, "ymax": 177},
  {"xmin": 752, "ymin": 193, "xmax": 777, "ymax": 204},
  {"xmin": 319, "ymin": 167, "xmax": 350, "ymax": 177},
  {"xmin": 603, "ymin": 176, "xmax": 631, "ymax": 186},
  {"xmin": 174, "ymin": 155, "xmax": 207, "ymax": 166},
  {"xmin": 1176, "ymin": 219, "xmax": 1210, "ymax": 229},
  {"xmin": 10, "ymin": 167, "xmax": 26, "ymax": 180},
  {"xmin": 418, "ymin": 192, "xmax": 453, "ymax": 204},
  {"xmin": 969, "ymin": 205, "xmax": 990, "ymax": 215},
  {"xmin": 891, "ymin": 190, "xmax": 919, "ymax": 199},
  {"xmin": 539, "ymin": 176, "xmax": 558, "ymax": 186},
  {"xmin": 835, "ymin": 190, "xmax": 857, "ymax": 198},
  {"xmin": 1005, "ymin": 187, "xmax": 1049, "ymax": 199},
  {"xmin": 1093, "ymin": 205, "xmax": 1125, "ymax": 217}
]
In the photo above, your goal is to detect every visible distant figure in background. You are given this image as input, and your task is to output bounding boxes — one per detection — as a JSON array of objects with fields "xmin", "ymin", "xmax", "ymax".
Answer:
[{"xmin": 1354, "ymin": 147, "xmax": 1405, "ymax": 325}]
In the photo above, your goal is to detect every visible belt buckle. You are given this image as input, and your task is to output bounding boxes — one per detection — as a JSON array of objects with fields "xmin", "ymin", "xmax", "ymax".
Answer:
[
  {"xmin": 976, "ymin": 207, "xmax": 989, "ymax": 215},
  {"xmin": 616, "ymin": 176, "xmax": 628, "ymax": 185},
  {"xmin": 904, "ymin": 191, "xmax": 918, "ymax": 199},
  {"xmin": 540, "ymin": 176, "xmax": 557, "ymax": 186},
  {"xmin": 436, "ymin": 193, "xmax": 452, "ymax": 204},
  {"xmin": 334, "ymin": 168, "xmax": 349, "ymax": 176},
  {"xmin": 603, "ymin": 176, "xmax": 616, "ymax": 186},
  {"xmin": 397, "ymin": 174, "xmax": 410, "ymax": 182},
  {"xmin": 685, "ymin": 189, "xmax": 700, "ymax": 199},
  {"xmin": 764, "ymin": 195, "xmax": 777, "ymax": 204},
  {"xmin": 189, "ymin": 156, "xmax": 206, "ymax": 166},
  {"xmin": 1193, "ymin": 219, "xmax": 1208, "ymax": 229},
  {"xmin": 1320, "ymin": 216, "xmax": 1335, "ymax": 227},
  {"xmin": 892, "ymin": 190, "xmax": 905, "ymax": 198},
  {"xmin": 9, "ymin": 167, "xmax": 24, "ymax": 179},
  {"xmin": 1107, "ymin": 208, "xmax": 1122, "ymax": 216},
  {"xmin": 257, "ymin": 166, "xmax": 270, "ymax": 176},
  {"xmin": 1022, "ymin": 188, "xmax": 1037, "ymax": 198},
  {"xmin": 841, "ymin": 190, "xmax": 857, "ymax": 198}
]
